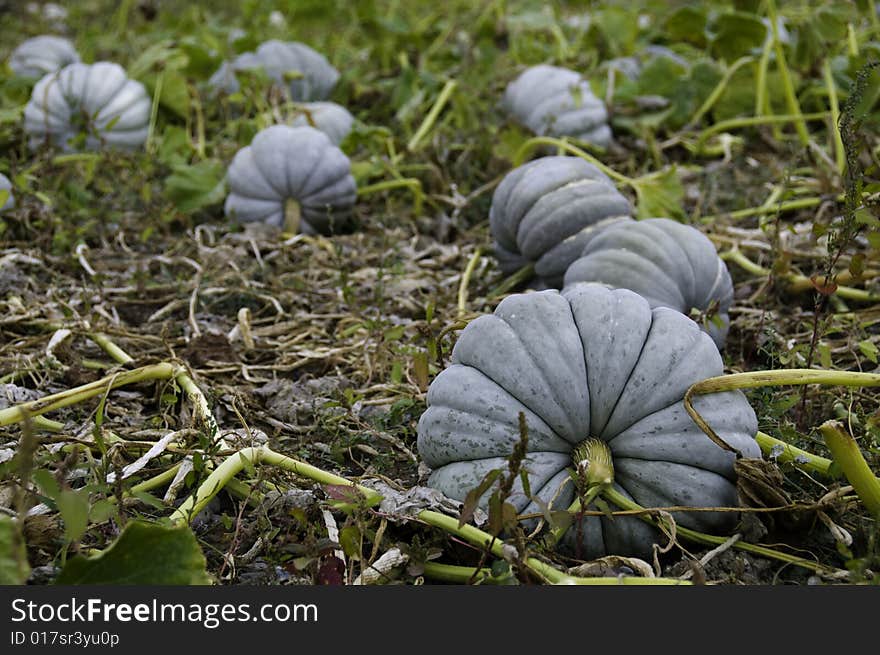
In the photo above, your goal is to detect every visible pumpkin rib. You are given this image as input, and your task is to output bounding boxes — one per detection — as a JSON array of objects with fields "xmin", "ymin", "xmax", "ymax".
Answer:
[
  {"xmin": 250, "ymin": 131, "xmax": 297, "ymax": 198},
  {"xmin": 295, "ymin": 135, "xmax": 333, "ymax": 198},
  {"xmin": 454, "ymin": 309, "xmax": 585, "ymax": 442},
  {"xmin": 493, "ymin": 293, "xmax": 591, "ymax": 442},
  {"xmin": 614, "ymin": 457, "xmax": 739, "ymax": 533},
  {"xmin": 602, "ymin": 308, "xmax": 721, "ymax": 439},
  {"xmin": 516, "ymin": 182, "xmax": 631, "ymax": 259}
]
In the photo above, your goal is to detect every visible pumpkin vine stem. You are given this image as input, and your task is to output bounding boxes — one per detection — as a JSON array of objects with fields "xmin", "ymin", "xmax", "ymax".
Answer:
[
  {"xmin": 284, "ymin": 198, "xmax": 302, "ymax": 235},
  {"xmin": 684, "ymin": 369, "xmax": 880, "ymax": 458},
  {"xmin": 546, "ymin": 439, "xmax": 614, "ymax": 547}
]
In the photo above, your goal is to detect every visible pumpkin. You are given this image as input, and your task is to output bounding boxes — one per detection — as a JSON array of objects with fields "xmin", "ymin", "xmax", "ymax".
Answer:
[
  {"xmin": 23, "ymin": 62, "xmax": 152, "ymax": 152},
  {"xmin": 9, "ymin": 35, "xmax": 80, "ymax": 79},
  {"xmin": 417, "ymin": 284, "xmax": 760, "ymax": 560},
  {"xmin": 489, "ymin": 156, "xmax": 633, "ymax": 288},
  {"xmin": 224, "ymin": 124, "xmax": 357, "ymax": 234},
  {"xmin": 563, "ymin": 218, "xmax": 734, "ymax": 348},
  {"xmin": 0, "ymin": 173, "xmax": 14, "ymax": 212},
  {"xmin": 503, "ymin": 64, "xmax": 612, "ymax": 148},
  {"xmin": 209, "ymin": 40, "xmax": 339, "ymax": 102},
  {"xmin": 289, "ymin": 101, "xmax": 354, "ymax": 146}
]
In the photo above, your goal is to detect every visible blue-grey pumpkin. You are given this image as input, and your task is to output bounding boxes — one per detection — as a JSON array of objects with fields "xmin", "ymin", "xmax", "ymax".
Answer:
[
  {"xmin": 503, "ymin": 64, "xmax": 612, "ymax": 148},
  {"xmin": 563, "ymin": 218, "xmax": 734, "ymax": 348},
  {"xmin": 23, "ymin": 62, "xmax": 151, "ymax": 151},
  {"xmin": 417, "ymin": 284, "xmax": 759, "ymax": 560},
  {"xmin": 209, "ymin": 40, "xmax": 339, "ymax": 102},
  {"xmin": 490, "ymin": 156, "xmax": 634, "ymax": 288},
  {"xmin": 289, "ymin": 101, "xmax": 354, "ymax": 146},
  {"xmin": 224, "ymin": 124, "xmax": 357, "ymax": 234}
]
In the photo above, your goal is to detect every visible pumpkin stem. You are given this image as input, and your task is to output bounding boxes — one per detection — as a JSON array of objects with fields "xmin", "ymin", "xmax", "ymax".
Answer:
[
  {"xmin": 572, "ymin": 438, "xmax": 614, "ymax": 490},
  {"xmin": 284, "ymin": 198, "xmax": 302, "ymax": 234}
]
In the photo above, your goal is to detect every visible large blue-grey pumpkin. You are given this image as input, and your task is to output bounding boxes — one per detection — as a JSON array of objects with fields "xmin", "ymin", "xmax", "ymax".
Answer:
[
  {"xmin": 209, "ymin": 40, "xmax": 339, "ymax": 102},
  {"xmin": 563, "ymin": 218, "xmax": 734, "ymax": 348},
  {"xmin": 0, "ymin": 173, "xmax": 14, "ymax": 212},
  {"xmin": 417, "ymin": 284, "xmax": 759, "ymax": 560},
  {"xmin": 23, "ymin": 62, "xmax": 151, "ymax": 151},
  {"xmin": 224, "ymin": 124, "xmax": 357, "ymax": 234},
  {"xmin": 503, "ymin": 64, "xmax": 611, "ymax": 148},
  {"xmin": 490, "ymin": 156, "xmax": 634, "ymax": 288},
  {"xmin": 289, "ymin": 101, "xmax": 354, "ymax": 146}
]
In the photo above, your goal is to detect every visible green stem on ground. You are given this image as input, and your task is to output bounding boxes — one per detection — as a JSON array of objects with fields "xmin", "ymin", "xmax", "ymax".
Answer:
[
  {"xmin": 720, "ymin": 249, "xmax": 880, "ymax": 302},
  {"xmin": 357, "ymin": 178, "xmax": 425, "ymax": 216},
  {"xmin": 689, "ymin": 56, "xmax": 755, "ymax": 127},
  {"xmin": 167, "ymin": 446, "xmax": 383, "ymax": 525},
  {"xmin": 684, "ymin": 370, "xmax": 880, "ymax": 455},
  {"xmin": 698, "ymin": 195, "xmax": 833, "ymax": 222},
  {"xmin": 407, "ymin": 79, "xmax": 457, "ymax": 152},
  {"xmin": 420, "ymin": 562, "xmax": 496, "ymax": 584},
  {"xmin": 512, "ymin": 137, "xmax": 631, "ymax": 184},
  {"xmin": 601, "ymin": 487, "xmax": 834, "ymax": 574},
  {"xmin": 88, "ymin": 332, "xmax": 134, "ymax": 365},
  {"xmin": 457, "ymin": 248, "xmax": 483, "ymax": 317},
  {"xmin": 695, "ymin": 112, "xmax": 830, "ymax": 151},
  {"xmin": 0, "ymin": 363, "xmax": 178, "ymax": 427},
  {"xmin": 489, "ymin": 263, "xmax": 536, "ymax": 297},
  {"xmin": 754, "ymin": 35, "xmax": 773, "ymax": 119},
  {"xmin": 767, "ymin": 0, "xmax": 810, "ymax": 145},
  {"xmin": 819, "ymin": 421, "xmax": 880, "ymax": 516},
  {"xmin": 755, "ymin": 431, "xmax": 834, "ymax": 477},
  {"xmin": 822, "ymin": 59, "xmax": 846, "ymax": 175}
]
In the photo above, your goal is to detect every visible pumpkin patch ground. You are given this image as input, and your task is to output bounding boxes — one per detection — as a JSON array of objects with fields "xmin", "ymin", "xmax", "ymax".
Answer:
[{"xmin": 0, "ymin": 0, "xmax": 879, "ymax": 587}]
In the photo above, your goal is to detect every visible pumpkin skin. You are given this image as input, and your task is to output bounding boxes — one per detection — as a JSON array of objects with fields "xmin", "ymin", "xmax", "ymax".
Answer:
[
  {"xmin": 23, "ymin": 62, "xmax": 151, "ymax": 152},
  {"xmin": 224, "ymin": 124, "xmax": 357, "ymax": 234},
  {"xmin": 417, "ymin": 285, "xmax": 759, "ymax": 559},
  {"xmin": 0, "ymin": 173, "xmax": 14, "ymax": 212},
  {"xmin": 489, "ymin": 156, "xmax": 634, "ymax": 288},
  {"xmin": 289, "ymin": 101, "xmax": 354, "ymax": 146},
  {"xmin": 503, "ymin": 65, "xmax": 611, "ymax": 148},
  {"xmin": 563, "ymin": 218, "xmax": 734, "ymax": 348},
  {"xmin": 9, "ymin": 35, "xmax": 80, "ymax": 79},
  {"xmin": 209, "ymin": 40, "xmax": 339, "ymax": 102}
]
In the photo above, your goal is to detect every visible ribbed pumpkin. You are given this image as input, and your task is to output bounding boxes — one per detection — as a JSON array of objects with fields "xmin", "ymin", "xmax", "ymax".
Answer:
[
  {"xmin": 0, "ymin": 173, "xmax": 14, "ymax": 212},
  {"xmin": 209, "ymin": 40, "xmax": 339, "ymax": 102},
  {"xmin": 417, "ymin": 285, "xmax": 759, "ymax": 559},
  {"xmin": 489, "ymin": 156, "xmax": 633, "ymax": 288},
  {"xmin": 23, "ymin": 62, "xmax": 151, "ymax": 151},
  {"xmin": 503, "ymin": 64, "xmax": 611, "ymax": 148},
  {"xmin": 9, "ymin": 35, "xmax": 80, "ymax": 79},
  {"xmin": 563, "ymin": 218, "xmax": 734, "ymax": 348},
  {"xmin": 224, "ymin": 125, "xmax": 357, "ymax": 234},
  {"xmin": 289, "ymin": 101, "xmax": 354, "ymax": 146}
]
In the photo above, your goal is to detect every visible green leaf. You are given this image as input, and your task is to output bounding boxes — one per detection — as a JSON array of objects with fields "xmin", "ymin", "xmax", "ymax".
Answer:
[
  {"xmin": 57, "ymin": 489, "xmax": 90, "ymax": 544},
  {"xmin": 632, "ymin": 168, "xmax": 685, "ymax": 220},
  {"xmin": 0, "ymin": 514, "xmax": 30, "ymax": 585},
  {"xmin": 155, "ymin": 71, "xmax": 191, "ymax": 118},
  {"xmin": 338, "ymin": 525, "xmax": 362, "ymax": 560},
  {"xmin": 55, "ymin": 521, "xmax": 212, "ymax": 585},
  {"xmin": 663, "ymin": 6, "xmax": 707, "ymax": 48},
  {"xmin": 32, "ymin": 468, "xmax": 61, "ymax": 500},
  {"xmin": 164, "ymin": 161, "xmax": 227, "ymax": 213},
  {"xmin": 813, "ymin": 7, "xmax": 847, "ymax": 42},
  {"xmin": 89, "ymin": 499, "xmax": 118, "ymax": 524},
  {"xmin": 459, "ymin": 469, "xmax": 501, "ymax": 527},
  {"xmin": 710, "ymin": 11, "xmax": 768, "ymax": 61},
  {"xmin": 859, "ymin": 340, "xmax": 878, "ymax": 363}
]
